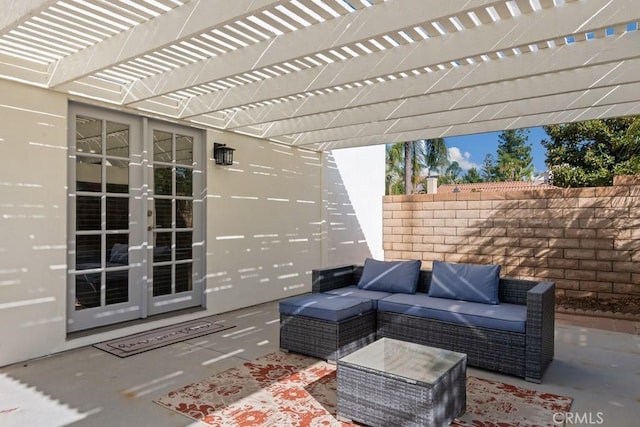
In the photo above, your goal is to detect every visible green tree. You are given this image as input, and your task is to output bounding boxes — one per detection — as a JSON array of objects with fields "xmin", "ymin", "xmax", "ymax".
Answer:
[
  {"xmin": 542, "ymin": 116, "xmax": 640, "ymax": 187},
  {"xmin": 495, "ymin": 129, "xmax": 533, "ymax": 181},
  {"xmin": 481, "ymin": 153, "xmax": 495, "ymax": 182},
  {"xmin": 439, "ymin": 161, "xmax": 462, "ymax": 185},
  {"xmin": 461, "ymin": 167, "xmax": 483, "ymax": 183}
]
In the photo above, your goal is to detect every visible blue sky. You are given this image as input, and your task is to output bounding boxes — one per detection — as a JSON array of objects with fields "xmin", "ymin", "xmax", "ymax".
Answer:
[{"xmin": 445, "ymin": 127, "xmax": 548, "ymax": 175}]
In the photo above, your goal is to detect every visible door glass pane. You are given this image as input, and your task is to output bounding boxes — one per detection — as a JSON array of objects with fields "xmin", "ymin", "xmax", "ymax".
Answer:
[
  {"xmin": 76, "ymin": 157, "xmax": 102, "ymax": 192},
  {"xmin": 76, "ymin": 116, "xmax": 102, "ymax": 154},
  {"xmin": 106, "ymin": 197, "xmax": 128, "ymax": 230},
  {"xmin": 153, "ymin": 130, "xmax": 172, "ymax": 163},
  {"xmin": 176, "ymin": 200, "xmax": 192, "ymax": 228},
  {"xmin": 106, "ymin": 270, "xmax": 128, "ymax": 305},
  {"xmin": 175, "ymin": 167, "xmax": 192, "ymax": 196},
  {"xmin": 176, "ymin": 134, "xmax": 193, "ymax": 165},
  {"xmin": 106, "ymin": 121, "xmax": 129, "ymax": 158},
  {"xmin": 154, "ymin": 166, "xmax": 172, "ymax": 195},
  {"xmin": 106, "ymin": 160, "xmax": 129, "ymax": 193},
  {"xmin": 154, "ymin": 232, "xmax": 171, "ymax": 262},
  {"xmin": 175, "ymin": 263, "xmax": 192, "ymax": 293},
  {"xmin": 76, "ymin": 274, "xmax": 100, "ymax": 309},
  {"xmin": 107, "ymin": 235, "xmax": 128, "ymax": 264},
  {"xmin": 176, "ymin": 232, "xmax": 192, "ymax": 260},
  {"xmin": 153, "ymin": 265, "xmax": 172, "ymax": 296},
  {"xmin": 76, "ymin": 234, "xmax": 101, "ymax": 266},
  {"xmin": 155, "ymin": 199, "xmax": 172, "ymax": 228},
  {"xmin": 76, "ymin": 196, "xmax": 101, "ymax": 231}
]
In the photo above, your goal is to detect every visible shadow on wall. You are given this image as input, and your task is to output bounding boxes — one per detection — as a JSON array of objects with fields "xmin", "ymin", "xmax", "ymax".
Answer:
[
  {"xmin": 206, "ymin": 140, "xmax": 372, "ymax": 311},
  {"xmin": 322, "ymin": 150, "xmax": 378, "ymax": 266}
]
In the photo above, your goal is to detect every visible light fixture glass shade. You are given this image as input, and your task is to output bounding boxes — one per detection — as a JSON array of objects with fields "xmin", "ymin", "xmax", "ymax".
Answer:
[{"xmin": 213, "ymin": 143, "xmax": 235, "ymax": 166}]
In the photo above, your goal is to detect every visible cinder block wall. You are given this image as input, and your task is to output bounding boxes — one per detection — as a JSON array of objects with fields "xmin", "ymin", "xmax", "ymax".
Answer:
[{"xmin": 383, "ymin": 175, "xmax": 640, "ymax": 299}]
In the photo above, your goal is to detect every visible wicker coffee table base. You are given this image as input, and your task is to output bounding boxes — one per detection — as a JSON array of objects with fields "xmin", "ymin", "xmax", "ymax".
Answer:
[{"xmin": 337, "ymin": 340, "xmax": 467, "ymax": 427}]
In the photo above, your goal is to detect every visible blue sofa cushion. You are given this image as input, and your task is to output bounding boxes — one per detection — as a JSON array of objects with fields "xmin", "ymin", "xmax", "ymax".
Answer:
[
  {"xmin": 279, "ymin": 293, "xmax": 374, "ymax": 322},
  {"xmin": 378, "ymin": 293, "xmax": 526, "ymax": 333},
  {"xmin": 324, "ymin": 286, "xmax": 392, "ymax": 309},
  {"xmin": 357, "ymin": 258, "xmax": 421, "ymax": 294},
  {"xmin": 429, "ymin": 261, "xmax": 501, "ymax": 304}
]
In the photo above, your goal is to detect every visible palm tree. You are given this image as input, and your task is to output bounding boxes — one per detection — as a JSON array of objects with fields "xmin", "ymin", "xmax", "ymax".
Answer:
[
  {"xmin": 413, "ymin": 138, "xmax": 449, "ymax": 192},
  {"xmin": 423, "ymin": 138, "xmax": 449, "ymax": 177},
  {"xmin": 404, "ymin": 142, "xmax": 413, "ymax": 194},
  {"xmin": 385, "ymin": 143, "xmax": 405, "ymax": 195},
  {"xmin": 410, "ymin": 141, "xmax": 427, "ymax": 191},
  {"xmin": 386, "ymin": 139, "xmax": 450, "ymax": 194}
]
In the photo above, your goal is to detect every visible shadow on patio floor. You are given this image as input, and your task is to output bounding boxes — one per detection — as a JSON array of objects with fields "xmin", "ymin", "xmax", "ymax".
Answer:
[{"xmin": 1, "ymin": 302, "xmax": 639, "ymax": 426}]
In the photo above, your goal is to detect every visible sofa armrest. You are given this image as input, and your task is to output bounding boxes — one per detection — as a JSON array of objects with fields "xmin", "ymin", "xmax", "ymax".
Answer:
[
  {"xmin": 525, "ymin": 281, "xmax": 555, "ymax": 382},
  {"xmin": 312, "ymin": 265, "xmax": 357, "ymax": 293}
]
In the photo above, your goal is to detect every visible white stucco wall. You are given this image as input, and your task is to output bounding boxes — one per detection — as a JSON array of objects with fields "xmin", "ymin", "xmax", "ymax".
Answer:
[
  {"xmin": 0, "ymin": 79, "xmax": 384, "ymax": 367},
  {"xmin": 0, "ymin": 80, "xmax": 68, "ymax": 366},
  {"xmin": 205, "ymin": 137, "xmax": 386, "ymax": 313},
  {"xmin": 324, "ymin": 146, "xmax": 385, "ymax": 266},
  {"xmin": 205, "ymin": 131, "xmax": 324, "ymax": 312}
]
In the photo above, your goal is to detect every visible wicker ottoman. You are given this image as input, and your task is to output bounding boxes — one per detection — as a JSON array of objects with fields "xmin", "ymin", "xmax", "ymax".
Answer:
[
  {"xmin": 337, "ymin": 338, "xmax": 467, "ymax": 427},
  {"xmin": 279, "ymin": 293, "xmax": 376, "ymax": 361}
]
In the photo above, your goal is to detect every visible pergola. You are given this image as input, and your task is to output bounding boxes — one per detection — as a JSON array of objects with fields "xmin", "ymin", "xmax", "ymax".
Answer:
[{"xmin": 2, "ymin": 0, "xmax": 639, "ymax": 150}]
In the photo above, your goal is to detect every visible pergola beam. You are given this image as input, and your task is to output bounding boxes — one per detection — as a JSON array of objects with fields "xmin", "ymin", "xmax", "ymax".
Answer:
[
  {"xmin": 0, "ymin": 52, "xmax": 49, "ymax": 86},
  {"xmin": 177, "ymin": 0, "xmax": 637, "ymax": 118},
  {"xmin": 121, "ymin": 0, "xmax": 498, "ymax": 105},
  {"xmin": 315, "ymin": 101, "xmax": 640, "ymax": 151},
  {"xmin": 2, "ymin": 0, "xmax": 639, "ymax": 154},
  {"xmin": 47, "ymin": 0, "xmax": 284, "ymax": 88},
  {"xmin": 0, "ymin": 0, "xmax": 56, "ymax": 35},
  {"xmin": 223, "ymin": 32, "xmax": 640, "ymax": 137},
  {"xmin": 288, "ymin": 80, "xmax": 640, "ymax": 146}
]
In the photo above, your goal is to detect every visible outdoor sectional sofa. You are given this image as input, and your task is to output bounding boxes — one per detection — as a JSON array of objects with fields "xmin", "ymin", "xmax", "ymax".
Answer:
[{"xmin": 279, "ymin": 259, "xmax": 555, "ymax": 383}]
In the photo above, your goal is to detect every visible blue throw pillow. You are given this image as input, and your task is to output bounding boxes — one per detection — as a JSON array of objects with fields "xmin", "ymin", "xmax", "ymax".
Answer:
[
  {"xmin": 357, "ymin": 258, "xmax": 421, "ymax": 294},
  {"xmin": 109, "ymin": 243, "xmax": 129, "ymax": 264},
  {"xmin": 428, "ymin": 261, "xmax": 501, "ymax": 304}
]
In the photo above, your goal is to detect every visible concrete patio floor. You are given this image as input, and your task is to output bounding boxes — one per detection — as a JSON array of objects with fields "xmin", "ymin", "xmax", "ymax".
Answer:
[{"xmin": 1, "ymin": 301, "xmax": 639, "ymax": 427}]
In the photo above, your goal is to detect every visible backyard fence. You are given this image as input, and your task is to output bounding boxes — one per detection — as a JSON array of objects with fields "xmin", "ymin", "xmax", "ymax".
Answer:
[{"xmin": 383, "ymin": 175, "xmax": 640, "ymax": 299}]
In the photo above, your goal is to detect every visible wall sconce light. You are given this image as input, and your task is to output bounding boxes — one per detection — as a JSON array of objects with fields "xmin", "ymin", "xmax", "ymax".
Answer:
[{"xmin": 213, "ymin": 143, "xmax": 235, "ymax": 166}]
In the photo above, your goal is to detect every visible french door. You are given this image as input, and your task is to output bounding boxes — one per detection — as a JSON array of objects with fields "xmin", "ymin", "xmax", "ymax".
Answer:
[
  {"xmin": 67, "ymin": 104, "xmax": 205, "ymax": 332},
  {"xmin": 146, "ymin": 121, "xmax": 204, "ymax": 316}
]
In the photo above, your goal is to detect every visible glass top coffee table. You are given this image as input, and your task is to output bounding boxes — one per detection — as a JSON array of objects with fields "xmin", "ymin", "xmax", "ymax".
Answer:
[{"xmin": 336, "ymin": 337, "xmax": 466, "ymax": 427}]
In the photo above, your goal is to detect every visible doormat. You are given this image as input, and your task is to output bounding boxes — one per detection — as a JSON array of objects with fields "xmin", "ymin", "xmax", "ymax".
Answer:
[
  {"xmin": 94, "ymin": 319, "xmax": 235, "ymax": 357},
  {"xmin": 154, "ymin": 351, "xmax": 573, "ymax": 426}
]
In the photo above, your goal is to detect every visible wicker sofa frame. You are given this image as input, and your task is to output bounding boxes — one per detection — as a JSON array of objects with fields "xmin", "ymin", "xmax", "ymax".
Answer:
[{"xmin": 311, "ymin": 264, "xmax": 555, "ymax": 383}]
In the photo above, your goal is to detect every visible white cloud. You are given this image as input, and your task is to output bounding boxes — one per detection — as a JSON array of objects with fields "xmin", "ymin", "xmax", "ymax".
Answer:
[{"xmin": 448, "ymin": 146, "xmax": 478, "ymax": 171}]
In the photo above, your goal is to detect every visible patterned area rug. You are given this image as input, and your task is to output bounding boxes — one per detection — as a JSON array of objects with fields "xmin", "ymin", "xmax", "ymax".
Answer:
[{"xmin": 154, "ymin": 352, "xmax": 572, "ymax": 426}]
